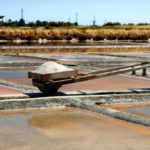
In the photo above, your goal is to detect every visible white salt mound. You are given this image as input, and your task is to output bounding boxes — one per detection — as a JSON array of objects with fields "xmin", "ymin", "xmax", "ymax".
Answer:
[{"xmin": 33, "ymin": 61, "xmax": 74, "ymax": 74}]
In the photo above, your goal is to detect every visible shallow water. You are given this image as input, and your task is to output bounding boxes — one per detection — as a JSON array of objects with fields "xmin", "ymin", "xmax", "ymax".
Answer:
[
  {"xmin": 0, "ymin": 56, "xmax": 30, "ymax": 64},
  {"xmin": 123, "ymin": 106, "xmax": 150, "ymax": 117},
  {"xmin": 0, "ymin": 108, "xmax": 149, "ymax": 150},
  {"xmin": 0, "ymin": 71, "xmax": 27, "ymax": 78}
]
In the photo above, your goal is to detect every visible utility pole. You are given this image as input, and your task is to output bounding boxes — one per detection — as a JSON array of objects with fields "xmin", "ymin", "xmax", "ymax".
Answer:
[
  {"xmin": 76, "ymin": 12, "xmax": 78, "ymax": 24},
  {"xmin": 21, "ymin": 8, "xmax": 24, "ymax": 19},
  {"xmin": 93, "ymin": 16, "xmax": 96, "ymax": 26},
  {"xmin": 19, "ymin": 8, "xmax": 25, "ymax": 26}
]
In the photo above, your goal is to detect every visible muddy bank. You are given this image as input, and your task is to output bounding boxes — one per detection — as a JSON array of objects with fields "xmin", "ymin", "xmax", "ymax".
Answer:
[
  {"xmin": 0, "ymin": 85, "xmax": 24, "ymax": 95},
  {"xmin": 0, "ymin": 79, "xmax": 38, "ymax": 93}
]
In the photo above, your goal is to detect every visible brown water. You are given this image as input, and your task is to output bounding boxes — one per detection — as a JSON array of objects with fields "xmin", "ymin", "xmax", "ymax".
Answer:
[{"xmin": 0, "ymin": 108, "xmax": 149, "ymax": 150}]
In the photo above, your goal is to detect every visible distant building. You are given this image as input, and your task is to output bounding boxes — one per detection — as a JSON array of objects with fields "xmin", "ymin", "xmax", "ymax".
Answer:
[{"xmin": 0, "ymin": 16, "xmax": 4, "ymax": 25}]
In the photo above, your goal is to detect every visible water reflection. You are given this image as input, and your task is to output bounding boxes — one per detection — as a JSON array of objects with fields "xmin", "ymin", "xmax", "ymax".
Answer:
[
  {"xmin": 0, "ymin": 41, "xmax": 142, "ymax": 46},
  {"xmin": 28, "ymin": 111, "xmax": 98, "ymax": 130},
  {"xmin": 0, "ymin": 108, "xmax": 149, "ymax": 150},
  {"xmin": 0, "ymin": 71, "xmax": 27, "ymax": 78},
  {"xmin": 122, "ymin": 106, "xmax": 150, "ymax": 118}
]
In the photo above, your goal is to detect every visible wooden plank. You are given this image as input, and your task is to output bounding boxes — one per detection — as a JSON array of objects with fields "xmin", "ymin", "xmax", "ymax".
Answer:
[{"xmin": 28, "ymin": 70, "xmax": 78, "ymax": 81}]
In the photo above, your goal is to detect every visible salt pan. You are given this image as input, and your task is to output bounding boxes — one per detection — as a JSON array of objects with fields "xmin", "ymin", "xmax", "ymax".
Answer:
[{"xmin": 33, "ymin": 61, "xmax": 74, "ymax": 74}]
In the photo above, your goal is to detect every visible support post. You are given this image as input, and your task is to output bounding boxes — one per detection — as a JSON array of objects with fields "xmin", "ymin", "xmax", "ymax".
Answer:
[
  {"xmin": 132, "ymin": 67, "xmax": 136, "ymax": 75},
  {"xmin": 142, "ymin": 68, "xmax": 147, "ymax": 76}
]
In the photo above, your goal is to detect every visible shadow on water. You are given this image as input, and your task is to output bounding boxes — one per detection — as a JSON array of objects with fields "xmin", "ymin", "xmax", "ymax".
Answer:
[{"xmin": 26, "ymin": 92, "xmax": 66, "ymax": 98}]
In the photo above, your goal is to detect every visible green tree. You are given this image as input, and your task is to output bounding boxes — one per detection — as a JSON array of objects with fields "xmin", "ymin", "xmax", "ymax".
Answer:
[{"xmin": 18, "ymin": 18, "xmax": 25, "ymax": 26}]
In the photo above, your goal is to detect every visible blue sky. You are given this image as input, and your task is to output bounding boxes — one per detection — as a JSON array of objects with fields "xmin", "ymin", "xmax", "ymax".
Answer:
[{"xmin": 0, "ymin": 0, "xmax": 149, "ymax": 25}]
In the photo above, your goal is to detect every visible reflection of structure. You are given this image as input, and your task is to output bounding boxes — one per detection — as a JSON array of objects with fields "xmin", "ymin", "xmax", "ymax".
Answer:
[{"xmin": 0, "ymin": 16, "xmax": 4, "ymax": 25}]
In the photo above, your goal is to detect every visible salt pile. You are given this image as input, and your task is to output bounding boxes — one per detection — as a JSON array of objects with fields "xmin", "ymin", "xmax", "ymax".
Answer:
[{"xmin": 33, "ymin": 61, "xmax": 74, "ymax": 74}]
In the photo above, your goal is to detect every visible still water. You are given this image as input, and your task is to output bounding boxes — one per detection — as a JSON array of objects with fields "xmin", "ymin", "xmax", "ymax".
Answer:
[
  {"xmin": 123, "ymin": 106, "xmax": 150, "ymax": 118},
  {"xmin": 0, "ymin": 71, "xmax": 27, "ymax": 78},
  {"xmin": 0, "ymin": 56, "xmax": 29, "ymax": 64},
  {"xmin": 0, "ymin": 108, "xmax": 149, "ymax": 150}
]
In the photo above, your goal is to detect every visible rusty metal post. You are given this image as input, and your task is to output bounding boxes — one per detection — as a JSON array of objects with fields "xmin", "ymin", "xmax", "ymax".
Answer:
[{"xmin": 142, "ymin": 68, "xmax": 147, "ymax": 76}]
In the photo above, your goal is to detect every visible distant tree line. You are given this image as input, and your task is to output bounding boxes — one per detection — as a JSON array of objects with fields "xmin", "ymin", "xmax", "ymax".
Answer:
[
  {"xmin": 103, "ymin": 22, "xmax": 150, "ymax": 26},
  {"xmin": 103, "ymin": 22, "xmax": 121, "ymax": 26},
  {"xmin": 2, "ymin": 18, "xmax": 150, "ymax": 28},
  {"xmin": 3, "ymin": 18, "xmax": 78, "ymax": 27}
]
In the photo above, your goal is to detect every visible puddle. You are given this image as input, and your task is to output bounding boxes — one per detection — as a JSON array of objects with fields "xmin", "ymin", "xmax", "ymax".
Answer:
[
  {"xmin": 122, "ymin": 106, "xmax": 150, "ymax": 118},
  {"xmin": 0, "ymin": 108, "xmax": 149, "ymax": 150},
  {"xmin": 0, "ymin": 71, "xmax": 27, "ymax": 78}
]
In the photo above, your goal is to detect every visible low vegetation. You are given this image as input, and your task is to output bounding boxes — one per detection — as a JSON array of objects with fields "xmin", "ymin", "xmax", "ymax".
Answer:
[{"xmin": 0, "ymin": 25, "xmax": 150, "ymax": 41}]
